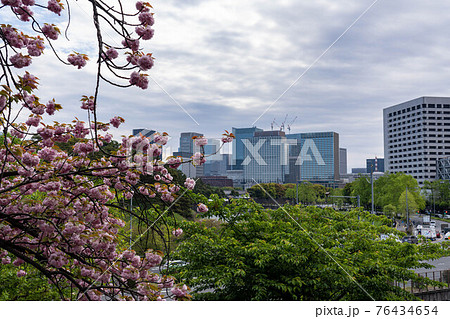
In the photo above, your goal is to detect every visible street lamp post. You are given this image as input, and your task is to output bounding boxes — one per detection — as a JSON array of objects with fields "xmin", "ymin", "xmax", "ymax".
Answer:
[
  {"xmin": 406, "ymin": 186, "xmax": 409, "ymax": 234},
  {"xmin": 370, "ymin": 165, "xmax": 374, "ymax": 214},
  {"xmin": 405, "ymin": 186, "xmax": 420, "ymax": 235}
]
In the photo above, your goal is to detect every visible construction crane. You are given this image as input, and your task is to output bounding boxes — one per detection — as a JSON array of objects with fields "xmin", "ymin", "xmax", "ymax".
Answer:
[
  {"xmin": 271, "ymin": 118, "xmax": 279, "ymax": 131},
  {"xmin": 286, "ymin": 116, "xmax": 297, "ymax": 133},
  {"xmin": 279, "ymin": 114, "xmax": 288, "ymax": 131}
]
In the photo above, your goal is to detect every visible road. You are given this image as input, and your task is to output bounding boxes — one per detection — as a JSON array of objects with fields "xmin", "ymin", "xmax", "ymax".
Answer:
[{"xmin": 414, "ymin": 256, "xmax": 450, "ymax": 273}]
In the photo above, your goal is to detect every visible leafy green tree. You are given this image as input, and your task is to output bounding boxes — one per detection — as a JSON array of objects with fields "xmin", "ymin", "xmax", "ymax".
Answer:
[
  {"xmin": 351, "ymin": 175, "xmax": 371, "ymax": 208},
  {"xmin": 374, "ymin": 173, "xmax": 424, "ymax": 211},
  {"xmin": 247, "ymin": 183, "xmax": 286, "ymax": 199},
  {"xmin": 285, "ymin": 182, "xmax": 317, "ymax": 204},
  {"xmin": 424, "ymin": 180, "xmax": 450, "ymax": 212},
  {"xmin": 398, "ymin": 190, "xmax": 419, "ymax": 219},
  {"xmin": 173, "ymin": 197, "xmax": 450, "ymax": 300},
  {"xmin": 383, "ymin": 204, "xmax": 397, "ymax": 218},
  {"xmin": 0, "ymin": 264, "xmax": 61, "ymax": 300}
]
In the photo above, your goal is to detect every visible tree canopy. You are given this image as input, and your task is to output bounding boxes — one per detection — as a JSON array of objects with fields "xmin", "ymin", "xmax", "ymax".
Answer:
[{"xmin": 173, "ymin": 196, "xmax": 450, "ymax": 301}]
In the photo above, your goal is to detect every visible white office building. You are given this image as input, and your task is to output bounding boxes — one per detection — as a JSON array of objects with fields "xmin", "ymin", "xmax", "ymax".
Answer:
[{"xmin": 383, "ymin": 96, "xmax": 450, "ymax": 185}]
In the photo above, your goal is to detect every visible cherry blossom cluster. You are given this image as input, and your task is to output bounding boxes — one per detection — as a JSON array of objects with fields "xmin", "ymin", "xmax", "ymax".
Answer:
[
  {"xmin": 0, "ymin": 0, "xmax": 234, "ymax": 301},
  {"xmin": 172, "ymin": 228, "xmax": 183, "ymax": 237}
]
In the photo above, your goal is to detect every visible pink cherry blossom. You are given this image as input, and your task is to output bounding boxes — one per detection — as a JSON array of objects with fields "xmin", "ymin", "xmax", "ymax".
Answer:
[
  {"xmin": 110, "ymin": 116, "xmax": 123, "ymax": 128},
  {"xmin": 81, "ymin": 97, "xmax": 95, "ymax": 111},
  {"xmin": 14, "ymin": 5, "xmax": 33, "ymax": 22},
  {"xmin": 129, "ymin": 71, "xmax": 148, "ymax": 90},
  {"xmin": 22, "ymin": 152, "xmax": 39, "ymax": 167},
  {"xmin": 138, "ymin": 55, "xmax": 153, "ymax": 71},
  {"xmin": 27, "ymin": 37, "xmax": 45, "ymax": 56},
  {"xmin": 136, "ymin": 1, "xmax": 150, "ymax": 12},
  {"xmin": 167, "ymin": 157, "xmax": 182, "ymax": 169},
  {"xmin": 68, "ymin": 53, "xmax": 87, "ymax": 69},
  {"xmin": 45, "ymin": 100, "xmax": 57, "ymax": 115},
  {"xmin": 192, "ymin": 152, "xmax": 206, "ymax": 166},
  {"xmin": 138, "ymin": 12, "xmax": 154, "ymax": 26},
  {"xmin": 10, "ymin": 53, "xmax": 32, "ymax": 68},
  {"xmin": 17, "ymin": 270, "xmax": 27, "ymax": 277},
  {"xmin": 172, "ymin": 228, "xmax": 183, "ymax": 237},
  {"xmin": 22, "ymin": 72, "xmax": 38, "ymax": 89},
  {"xmin": 194, "ymin": 136, "xmax": 208, "ymax": 146},
  {"xmin": 171, "ymin": 284, "xmax": 189, "ymax": 298},
  {"xmin": 184, "ymin": 178, "xmax": 196, "ymax": 190},
  {"xmin": 105, "ymin": 47, "xmax": 118, "ymax": 60},
  {"xmin": 1, "ymin": 0, "xmax": 22, "ymax": 6},
  {"xmin": 153, "ymin": 133, "xmax": 168, "ymax": 146},
  {"xmin": 25, "ymin": 115, "xmax": 40, "ymax": 127},
  {"xmin": 221, "ymin": 136, "xmax": 234, "ymax": 143},
  {"xmin": 42, "ymin": 24, "xmax": 59, "ymax": 40},
  {"xmin": 0, "ymin": 96, "xmax": 7, "ymax": 112},
  {"xmin": 47, "ymin": 0, "xmax": 62, "ymax": 15},
  {"xmin": 197, "ymin": 203, "xmax": 208, "ymax": 213},
  {"xmin": 38, "ymin": 147, "xmax": 57, "ymax": 162},
  {"xmin": 135, "ymin": 26, "xmax": 154, "ymax": 40},
  {"xmin": 1, "ymin": 25, "xmax": 26, "ymax": 49},
  {"xmin": 122, "ymin": 38, "xmax": 140, "ymax": 51}
]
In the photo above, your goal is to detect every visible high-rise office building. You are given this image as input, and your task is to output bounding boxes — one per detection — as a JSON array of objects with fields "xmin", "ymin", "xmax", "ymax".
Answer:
[
  {"xmin": 383, "ymin": 96, "xmax": 450, "ymax": 185},
  {"xmin": 231, "ymin": 127, "xmax": 263, "ymax": 170},
  {"xmin": 173, "ymin": 132, "xmax": 204, "ymax": 178},
  {"xmin": 236, "ymin": 129, "xmax": 340, "ymax": 187},
  {"xmin": 178, "ymin": 132, "xmax": 203, "ymax": 154},
  {"xmin": 339, "ymin": 148, "xmax": 347, "ymax": 176},
  {"xmin": 243, "ymin": 130, "xmax": 290, "ymax": 186},
  {"xmin": 287, "ymin": 132, "xmax": 340, "ymax": 187}
]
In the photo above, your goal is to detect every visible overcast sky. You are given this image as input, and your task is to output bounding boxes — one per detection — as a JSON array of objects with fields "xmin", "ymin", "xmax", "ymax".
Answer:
[{"xmin": 4, "ymin": 0, "xmax": 450, "ymax": 172}]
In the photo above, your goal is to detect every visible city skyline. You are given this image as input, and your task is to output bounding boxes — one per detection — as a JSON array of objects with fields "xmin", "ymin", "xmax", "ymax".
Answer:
[{"xmin": 3, "ymin": 1, "xmax": 450, "ymax": 172}]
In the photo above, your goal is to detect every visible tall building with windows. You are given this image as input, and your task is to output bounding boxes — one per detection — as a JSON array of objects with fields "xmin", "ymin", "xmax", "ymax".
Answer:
[
  {"xmin": 243, "ymin": 130, "xmax": 290, "ymax": 186},
  {"xmin": 339, "ymin": 148, "xmax": 347, "ymax": 176},
  {"xmin": 286, "ymin": 132, "xmax": 340, "ymax": 187},
  {"xmin": 178, "ymin": 132, "xmax": 203, "ymax": 154},
  {"xmin": 366, "ymin": 158, "xmax": 384, "ymax": 173},
  {"xmin": 231, "ymin": 127, "xmax": 263, "ymax": 170},
  {"xmin": 383, "ymin": 96, "xmax": 450, "ymax": 185},
  {"xmin": 238, "ymin": 130, "xmax": 340, "ymax": 187},
  {"xmin": 173, "ymin": 132, "xmax": 204, "ymax": 178}
]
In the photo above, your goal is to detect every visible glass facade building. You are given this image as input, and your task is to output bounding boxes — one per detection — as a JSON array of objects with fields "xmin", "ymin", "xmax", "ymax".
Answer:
[
  {"xmin": 288, "ymin": 132, "xmax": 340, "ymax": 186},
  {"xmin": 243, "ymin": 131, "xmax": 290, "ymax": 185},
  {"xmin": 240, "ymin": 130, "xmax": 339, "ymax": 187},
  {"xmin": 231, "ymin": 127, "xmax": 263, "ymax": 170}
]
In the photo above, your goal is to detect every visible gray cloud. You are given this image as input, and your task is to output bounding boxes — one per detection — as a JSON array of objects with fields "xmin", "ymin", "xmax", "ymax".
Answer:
[{"xmin": 7, "ymin": 0, "xmax": 450, "ymax": 172}]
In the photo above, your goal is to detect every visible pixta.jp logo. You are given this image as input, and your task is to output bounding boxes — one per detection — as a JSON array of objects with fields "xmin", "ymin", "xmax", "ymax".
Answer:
[{"xmin": 241, "ymin": 138, "xmax": 326, "ymax": 166}]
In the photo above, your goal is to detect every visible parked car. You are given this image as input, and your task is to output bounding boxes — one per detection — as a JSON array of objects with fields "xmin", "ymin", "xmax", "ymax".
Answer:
[
  {"xmin": 402, "ymin": 236, "xmax": 419, "ymax": 244},
  {"xmin": 444, "ymin": 232, "xmax": 450, "ymax": 240}
]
